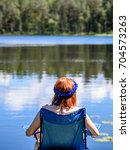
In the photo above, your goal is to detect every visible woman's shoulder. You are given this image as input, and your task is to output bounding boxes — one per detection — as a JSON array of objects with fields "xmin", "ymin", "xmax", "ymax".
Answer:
[
  {"xmin": 64, "ymin": 106, "xmax": 83, "ymax": 114},
  {"xmin": 73, "ymin": 106, "xmax": 86, "ymax": 111},
  {"xmin": 71, "ymin": 106, "xmax": 82, "ymax": 111},
  {"xmin": 41, "ymin": 104, "xmax": 52, "ymax": 110},
  {"xmin": 41, "ymin": 105, "xmax": 85, "ymax": 115},
  {"xmin": 42, "ymin": 104, "xmax": 49, "ymax": 108}
]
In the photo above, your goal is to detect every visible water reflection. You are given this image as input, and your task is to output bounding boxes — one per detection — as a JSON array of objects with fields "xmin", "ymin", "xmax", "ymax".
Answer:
[
  {"xmin": 0, "ymin": 45, "xmax": 112, "ymax": 111},
  {"xmin": 0, "ymin": 73, "xmax": 112, "ymax": 111},
  {"xmin": 0, "ymin": 45, "xmax": 112, "ymax": 150},
  {"xmin": 0, "ymin": 45, "xmax": 112, "ymax": 79}
]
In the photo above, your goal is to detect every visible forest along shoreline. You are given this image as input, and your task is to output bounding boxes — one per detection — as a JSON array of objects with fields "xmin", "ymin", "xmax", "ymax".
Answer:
[{"xmin": 0, "ymin": 0, "xmax": 113, "ymax": 35}]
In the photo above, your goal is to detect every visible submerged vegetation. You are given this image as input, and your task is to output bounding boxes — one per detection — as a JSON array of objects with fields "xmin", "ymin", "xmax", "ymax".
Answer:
[{"xmin": 0, "ymin": 0, "xmax": 113, "ymax": 35}]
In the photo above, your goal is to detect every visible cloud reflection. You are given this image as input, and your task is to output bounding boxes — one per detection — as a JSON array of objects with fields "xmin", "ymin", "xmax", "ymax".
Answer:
[
  {"xmin": 0, "ymin": 72, "xmax": 11, "ymax": 86},
  {"xmin": 76, "ymin": 74, "xmax": 113, "ymax": 104},
  {"xmin": 4, "ymin": 82, "xmax": 43, "ymax": 111},
  {"xmin": 0, "ymin": 73, "xmax": 112, "ymax": 111}
]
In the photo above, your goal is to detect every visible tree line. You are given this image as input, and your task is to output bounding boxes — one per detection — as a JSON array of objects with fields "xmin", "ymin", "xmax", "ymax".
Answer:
[{"xmin": 0, "ymin": 0, "xmax": 113, "ymax": 35}]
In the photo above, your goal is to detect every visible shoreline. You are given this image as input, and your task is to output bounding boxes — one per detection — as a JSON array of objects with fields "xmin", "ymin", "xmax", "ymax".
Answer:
[{"xmin": 0, "ymin": 32, "xmax": 113, "ymax": 36}]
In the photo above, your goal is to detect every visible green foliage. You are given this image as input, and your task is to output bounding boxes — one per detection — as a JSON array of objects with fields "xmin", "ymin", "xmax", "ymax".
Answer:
[{"xmin": 0, "ymin": 0, "xmax": 113, "ymax": 34}]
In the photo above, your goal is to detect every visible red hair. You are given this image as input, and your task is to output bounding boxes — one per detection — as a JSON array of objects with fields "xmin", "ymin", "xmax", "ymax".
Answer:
[{"xmin": 52, "ymin": 77, "xmax": 76, "ymax": 108}]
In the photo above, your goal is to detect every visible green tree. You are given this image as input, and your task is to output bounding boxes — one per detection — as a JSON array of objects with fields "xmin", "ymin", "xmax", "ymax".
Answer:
[
  {"xmin": 0, "ymin": 0, "xmax": 113, "ymax": 34},
  {"xmin": 0, "ymin": 0, "xmax": 20, "ymax": 33},
  {"xmin": 86, "ymin": 0, "xmax": 103, "ymax": 32},
  {"xmin": 0, "ymin": 11, "xmax": 3, "ymax": 32}
]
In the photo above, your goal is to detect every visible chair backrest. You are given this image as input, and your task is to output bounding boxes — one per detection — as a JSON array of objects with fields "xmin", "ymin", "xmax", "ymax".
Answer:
[{"xmin": 39, "ymin": 107, "xmax": 87, "ymax": 150}]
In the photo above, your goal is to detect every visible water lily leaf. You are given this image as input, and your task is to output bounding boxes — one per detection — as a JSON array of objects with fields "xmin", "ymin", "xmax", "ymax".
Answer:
[
  {"xmin": 99, "ymin": 132, "xmax": 109, "ymax": 136},
  {"xmin": 94, "ymin": 136, "xmax": 113, "ymax": 142},
  {"xmin": 102, "ymin": 121, "xmax": 113, "ymax": 125}
]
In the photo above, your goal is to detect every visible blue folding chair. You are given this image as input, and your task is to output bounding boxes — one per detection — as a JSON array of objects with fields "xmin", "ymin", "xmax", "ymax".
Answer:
[{"xmin": 39, "ymin": 107, "xmax": 90, "ymax": 150}]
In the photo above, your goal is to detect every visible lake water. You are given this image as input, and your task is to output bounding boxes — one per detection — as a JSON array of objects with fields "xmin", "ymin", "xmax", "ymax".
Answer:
[
  {"xmin": 0, "ymin": 35, "xmax": 112, "ymax": 46},
  {"xmin": 0, "ymin": 36, "xmax": 113, "ymax": 150}
]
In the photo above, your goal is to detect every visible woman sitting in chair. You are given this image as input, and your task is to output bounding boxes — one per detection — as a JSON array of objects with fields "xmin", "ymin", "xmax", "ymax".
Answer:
[{"xmin": 26, "ymin": 77, "xmax": 99, "ymax": 150}]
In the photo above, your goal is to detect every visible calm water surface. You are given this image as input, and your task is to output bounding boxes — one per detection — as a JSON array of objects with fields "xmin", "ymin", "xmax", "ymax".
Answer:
[
  {"xmin": 0, "ymin": 35, "xmax": 112, "ymax": 46},
  {"xmin": 0, "ymin": 44, "xmax": 113, "ymax": 150}
]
